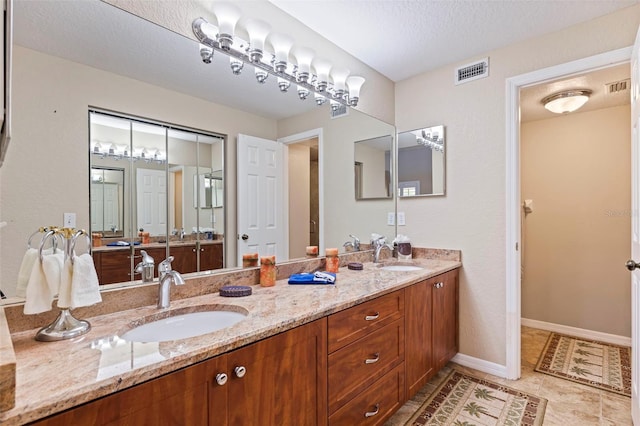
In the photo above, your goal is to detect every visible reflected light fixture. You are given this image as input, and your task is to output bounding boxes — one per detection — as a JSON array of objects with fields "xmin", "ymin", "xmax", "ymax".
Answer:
[
  {"xmin": 192, "ymin": 5, "xmax": 365, "ymax": 108},
  {"xmin": 542, "ymin": 89, "xmax": 592, "ymax": 114}
]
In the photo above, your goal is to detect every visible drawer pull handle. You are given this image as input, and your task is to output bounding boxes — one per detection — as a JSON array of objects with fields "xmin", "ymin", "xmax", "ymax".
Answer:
[
  {"xmin": 365, "ymin": 353, "xmax": 380, "ymax": 364},
  {"xmin": 365, "ymin": 312, "xmax": 380, "ymax": 321},
  {"xmin": 234, "ymin": 366, "xmax": 247, "ymax": 378},
  {"xmin": 364, "ymin": 404, "xmax": 380, "ymax": 418},
  {"xmin": 215, "ymin": 373, "xmax": 228, "ymax": 386}
]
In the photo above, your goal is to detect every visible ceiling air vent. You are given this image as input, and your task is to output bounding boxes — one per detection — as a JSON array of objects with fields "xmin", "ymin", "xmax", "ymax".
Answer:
[
  {"xmin": 330, "ymin": 103, "xmax": 349, "ymax": 119},
  {"xmin": 605, "ymin": 78, "xmax": 630, "ymax": 94},
  {"xmin": 455, "ymin": 57, "xmax": 489, "ymax": 85}
]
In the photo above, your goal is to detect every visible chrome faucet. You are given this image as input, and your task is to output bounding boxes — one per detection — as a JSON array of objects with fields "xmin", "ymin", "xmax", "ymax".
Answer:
[
  {"xmin": 372, "ymin": 236, "xmax": 393, "ymax": 263},
  {"xmin": 343, "ymin": 234, "xmax": 361, "ymax": 251},
  {"xmin": 157, "ymin": 256, "xmax": 185, "ymax": 309},
  {"xmin": 172, "ymin": 228, "xmax": 186, "ymax": 241},
  {"xmin": 134, "ymin": 250, "xmax": 155, "ymax": 283}
]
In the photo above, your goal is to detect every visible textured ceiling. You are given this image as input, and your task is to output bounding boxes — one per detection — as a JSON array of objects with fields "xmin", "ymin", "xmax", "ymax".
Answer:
[{"xmin": 269, "ymin": 0, "xmax": 638, "ymax": 82}]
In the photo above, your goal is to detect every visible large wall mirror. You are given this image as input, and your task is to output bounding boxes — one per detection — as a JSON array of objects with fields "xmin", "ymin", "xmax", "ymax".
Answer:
[
  {"xmin": 397, "ymin": 125, "xmax": 446, "ymax": 197},
  {"xmin": 0, "ymin": 0, "xmax": 396, "ymax": 300}
]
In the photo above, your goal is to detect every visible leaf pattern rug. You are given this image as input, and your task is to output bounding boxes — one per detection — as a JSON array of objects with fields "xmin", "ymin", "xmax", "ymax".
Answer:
[
  {"xmin": 534, "ymin": 332, "xmax": 631, "ymax": 397},
  {"xmin": 405, "ymin": 370, "xmax": 547, "ymax": 426}
]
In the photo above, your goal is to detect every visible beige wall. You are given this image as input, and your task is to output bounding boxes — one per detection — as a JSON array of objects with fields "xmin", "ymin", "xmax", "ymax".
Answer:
[
  {"xmin": 395, "ymin": 5, "xmax": 640, "ymax": 365},
  {"xmin": 288, "ymin": 144, "xmax": 311, "ymax": 259},
  {"xmin": 0, "ymin": 46, "xmax": 277, "ymax": 296},
  {"xmin": 521, "ymin": 105, "xmax": 631, "ymax": 337}
]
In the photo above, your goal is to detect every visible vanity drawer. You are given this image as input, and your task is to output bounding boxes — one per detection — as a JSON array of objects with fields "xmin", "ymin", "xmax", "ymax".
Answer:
[
  {"xmin": 329, "ymin": 363, "xmax": 405, "ymax": 426},
  {"xmin": 328, "ymin": 318, "xmax": 404, "ymax": 414},
  {"xmin": 328, "ymin": 290, "xmax": 404, "ymax": 352}
]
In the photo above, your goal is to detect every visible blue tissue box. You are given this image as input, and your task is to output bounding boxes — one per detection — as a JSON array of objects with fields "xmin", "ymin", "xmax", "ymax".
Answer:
[{"xmin": 288, "ymin": 272, "xmax": 336, "ymax": 285}]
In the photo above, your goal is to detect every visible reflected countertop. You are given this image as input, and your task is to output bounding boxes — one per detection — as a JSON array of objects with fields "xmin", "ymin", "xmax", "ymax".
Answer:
[
  {"xmin": 92, "ymin": 239, "xmax": 223, "ymax": 252},
  {"xmin": 1, "ymin": 257, "xmax": 460, "ymax": 425}
]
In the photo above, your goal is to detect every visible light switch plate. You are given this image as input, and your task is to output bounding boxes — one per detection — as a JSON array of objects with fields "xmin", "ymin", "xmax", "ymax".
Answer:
[
  {"xmin": 397, "ymin": 212, "xmax": 406, "ymax": 226},
  {"xmin": 63, "ymin": 212, "xmax": 76, "ymax": 228},
  {"xmin": 387, "ymin": 212, "xmax": 395, "ymax": 226}
]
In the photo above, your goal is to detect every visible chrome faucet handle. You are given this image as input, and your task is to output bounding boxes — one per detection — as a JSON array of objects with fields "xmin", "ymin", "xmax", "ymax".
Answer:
[
  {"xmin": 140, "ymin": 250, "xmax": 154, "ymax": 265},
  {"xmin": 348, "ymin": 234, "xmax": 360, "ymax": 250},
  {"xmin": 158, "ymin": 256, "xmax": 175, "ymax": 274}
]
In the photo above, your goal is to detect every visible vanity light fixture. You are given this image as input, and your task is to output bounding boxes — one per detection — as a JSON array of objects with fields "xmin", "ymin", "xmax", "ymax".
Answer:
[
  {"xmin": 91, "ymin": 140, "xmax": 166, "ymax": 164},
  {"xmin": 542, "ymin": 89, "xmax": 592, "ymax": 114},
  {"xmin": 192, "ymin": 6, "xmax": 365, "ymax": 108}
]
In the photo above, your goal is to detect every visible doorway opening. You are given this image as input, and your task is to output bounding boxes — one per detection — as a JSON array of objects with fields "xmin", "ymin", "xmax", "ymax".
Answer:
[{"xmin": 505, "ymin": 47, "xmax": 632, "ymax": 379}]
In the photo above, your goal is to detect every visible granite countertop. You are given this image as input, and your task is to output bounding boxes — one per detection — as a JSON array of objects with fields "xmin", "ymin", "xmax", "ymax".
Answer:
[{"xmin": 0, "ymin": 258, "xmax": 460, "ymax": 425}]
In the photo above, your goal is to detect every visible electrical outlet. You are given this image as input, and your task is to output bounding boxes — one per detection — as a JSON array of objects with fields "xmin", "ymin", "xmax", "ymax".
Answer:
[
  {"xmin": 397, "ymin": 212, "xmax": 406, "ymax": 226},
  {"xmin": 387, "ymin": 212, "xmax": 395, "ymax": 226},
  {"xmin": 63, "ymin": 212, "xmax": 76, "ymax": 228}
]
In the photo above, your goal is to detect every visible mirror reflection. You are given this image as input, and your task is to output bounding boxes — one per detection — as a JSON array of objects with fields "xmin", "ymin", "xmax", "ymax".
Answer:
[
  {"xmin": 397, "ymin": 125, "xmax": 446, "ymax": 197},
  {"xmin": 90, "ymin": 167, "xmax": 124, "ymax": 237},
  {"xmin": 354, "ymin": 135, "xmax": 393, "ymax": 200},
  {"xmin": 0, "ymin": 0, "xmax": 396, "ymax": 301}
]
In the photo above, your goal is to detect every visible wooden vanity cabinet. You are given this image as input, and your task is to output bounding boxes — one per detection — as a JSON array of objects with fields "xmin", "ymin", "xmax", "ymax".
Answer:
[
  {"xmin": 170, "ymin": 242, "xmax": 224, "ymax": 274},
  {"xmin": 405, "ymin": 268, "xmax": 459, "ymax": 400},
  {"xmin": 32, "ymin": 319, "xmax": 327, "ymax": 426}
]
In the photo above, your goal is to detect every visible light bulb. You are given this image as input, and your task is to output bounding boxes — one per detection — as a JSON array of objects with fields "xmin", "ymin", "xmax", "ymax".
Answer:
[
  {"xmin": 314, "ymin": 93, "xmax": 327, "ymax": 106},
  {"xmin": 255, "ymin": 67, "xmax": 268, "ymax": 84},
  {"xmin": 211, "ymin": 2, "xmax": 241, "ymax": 50},
  {"xmin": 199, "ymin": 44, "xmax": 213, "ymax": 64},
  {"xmin": 230, "ymin": 56, "xmax": 244, "ymax": 75},
  {"xmin": 193, "ymin": 19, "xmax": 218, "ymax": 46},
  {"xmin": 292, "ymin": 47, "xmax": 314, "ymax": 83},
  {"xmin": 346, "ymin": 76, "xmax": 365, "ymax": 106},
  {"xmin": 312, "ymin": 58, "xmax": 331, "ymax": 92},
  {"xmin": 297, "ymin": 85, "xmax": 310, "ymax": 100},
  {"xmin": 267, "ymin": 33, "xmax": 293, "ymax": 74},
  {"xmin": 242, "ymin": 18, "xmax": 271, "ymax": 63},
  {"xmin": 277, "ymin": 77, "xmax": 290, "ymax": 93},
  {"xmin": 330, "ymin": 68, "xmax": 350, "ymax": 99}
]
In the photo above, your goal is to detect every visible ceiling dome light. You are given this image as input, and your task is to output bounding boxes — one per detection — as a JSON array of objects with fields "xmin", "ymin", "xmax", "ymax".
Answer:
[{"xmin": 542, "ymin": 89, "xmax": 592, "ymax": 114}]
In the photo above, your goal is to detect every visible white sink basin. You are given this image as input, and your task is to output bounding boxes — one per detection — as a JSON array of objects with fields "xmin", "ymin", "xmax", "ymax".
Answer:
[
  {"xmin": 121, "ymin": 309, "xmax": 248, "ymax": 343},
  {"xmin": 380, "ymin": 265, "xmax": 423, "ymax": 272}
]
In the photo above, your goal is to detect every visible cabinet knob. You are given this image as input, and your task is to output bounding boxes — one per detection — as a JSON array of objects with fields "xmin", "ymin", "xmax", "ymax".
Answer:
[
  {"xmin": 201, "ymin": 248, "xmax": 205, "ymax": 252},
  {"xmin": 192, "ymin": 248, "xmax": 197, "ymax": 253},
  {"xmin": 364, "ymin": 353, "xmax": 380, "ymax": 364},
  {"xmin": 434, "ymin": 282, "xmax": 444, "ymax": 289},
  {"xmin": 364, "ymin": 312, "xmax": 379, "ymax": 321},
  {"xmin": 364, "ymin": 404, "xmax": 380, "ymax": 418},
  {"xmin": 215, "ymin": 373, "xmax": 228, "ymax": 386},
  {"xmin": 234, "ymin": 366, "xmax": 246, "ymax": 378}
]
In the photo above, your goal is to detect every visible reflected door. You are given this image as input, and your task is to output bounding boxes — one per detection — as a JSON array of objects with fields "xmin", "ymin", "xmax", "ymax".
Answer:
[
  {"xmin": 137, "ymin": 168, "xmax": 167, "ymax": 235},
  {"xmin": 237, "ymin": 134, "xmax": 285, "ymax": 264}
]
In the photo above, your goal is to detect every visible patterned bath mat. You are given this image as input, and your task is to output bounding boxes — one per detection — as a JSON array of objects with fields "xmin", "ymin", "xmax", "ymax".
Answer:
[
  {"xmin": 534, "ymin": 332, "xmax": 631, "ymax": 397},
  {"xmin": 405, "ymin": 370, "xmax": 547, "ymax": 426}
]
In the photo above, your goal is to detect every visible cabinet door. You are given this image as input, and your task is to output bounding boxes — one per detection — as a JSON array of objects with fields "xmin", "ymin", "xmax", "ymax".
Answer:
[
  {"xmin": 432, "ymin": 269, "xmax": 459, "ymax": 370},
  {"xmin": 207, "ymin": 355, "xmax": 229, "ymax": 426},
  {"xmin": 225, "ymin": 319, "xmax": 328, "ymax": 426},
  {"xmin": 405, "ymin": 278, "xmax": 434, "ymax": 399},
  {"xmin": 170, "ymin": 245, "xmax": 198, "ymax": 274},
  {"xmin": 33, "ymin": 361, "xmax": 210, "ymax": 426},
  {"xmin": 200, "ymin": 243, "xmax": 223, "ymax": 271},
  {"xmin": 97, "ymin": 247, "xmax": 133, "ymax": 284}
]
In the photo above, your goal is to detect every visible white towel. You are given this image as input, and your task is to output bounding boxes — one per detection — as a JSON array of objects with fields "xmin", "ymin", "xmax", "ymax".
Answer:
[
  {"xmin": 69, "ymin": 253, "xmax": 102, "ymax": 309},
  {"xmin": 16, "ymin": 248, "xmax": 39, "ymax": 298},
  {"xmin": 56, "ymin": 258, "xmax": 74, "ymax": 309},
  {"xmin": 24, "ymin": 261, "xmax": 50, "ymax": 314}
]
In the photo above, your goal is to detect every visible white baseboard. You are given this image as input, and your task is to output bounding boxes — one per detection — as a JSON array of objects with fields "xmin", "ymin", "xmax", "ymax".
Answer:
[
  {"xmin": 451, "ymin": 353, "xmax": 508, "ymax": 379},
  {"xmin": 521, "ymin": 318, "xmax": 631, "ymax": 347}
]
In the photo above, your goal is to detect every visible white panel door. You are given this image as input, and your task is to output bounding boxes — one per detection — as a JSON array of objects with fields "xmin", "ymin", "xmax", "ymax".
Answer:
[
  {"xmin": 237, "ymin": 134, "xmax": 285, "ymax": 265},
  {"xmin": 103, "ymin": 183, "xmax": 119, "ymax": 231},
  {"xmin": 136, "ymin": 168, "xmax": 167, "ymax": 236},
  {"xmin": 91, "ymin": 183, "xmax": 104, "ymax": 231},
  {"xmin": 630, "ymin": 23, "xmax": 640, "ymax": 424}
]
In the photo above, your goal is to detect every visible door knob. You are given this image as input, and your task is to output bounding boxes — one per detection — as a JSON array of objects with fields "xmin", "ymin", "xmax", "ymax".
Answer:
[
  {"xmin": 241, "ymin": 234, "xmax": 249, "ymax": 241},
  {"xmin": 626, "ymin": 260, "xmax": 640, "ymax": 271}
]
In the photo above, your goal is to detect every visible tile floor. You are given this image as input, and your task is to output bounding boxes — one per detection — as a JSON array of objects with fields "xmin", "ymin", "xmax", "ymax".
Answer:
[{"xmin": 384, "ymin": 326, "xmax": 632, "ymax": 425}]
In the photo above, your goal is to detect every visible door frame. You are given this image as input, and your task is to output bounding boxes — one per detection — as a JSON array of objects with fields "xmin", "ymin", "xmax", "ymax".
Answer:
[
  {"xmin": 504, "ymin": 46, "xmax": 632, "ymax": 380},
  {"xmin": 278, "ymin": 128, "xmax": 325, "ymax": 256}
]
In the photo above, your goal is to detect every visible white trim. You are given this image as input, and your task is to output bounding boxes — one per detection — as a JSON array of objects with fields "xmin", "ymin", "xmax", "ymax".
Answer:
[
  {"xmin": 277, "ymin": 128, "xmax": 325, "ymax": 254},
  {"xmin": 452, "ymin": 353, "xmax": 507, "ymax": 378},
  {"xmin": 505, "ymin": 46, "xmax": 632, "ymax": 380},
  {"xmin": 522, "ymin": 318, "xmax": 631, "ymax": 347}
]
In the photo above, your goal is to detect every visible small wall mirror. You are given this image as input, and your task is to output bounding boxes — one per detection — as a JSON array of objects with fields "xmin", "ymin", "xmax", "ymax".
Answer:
[
  {"xmin": 354, "ymin": 135, "xmax": 393, "ymax": 200},
  {"xmin": 194, "ymin": 171, "xmax": 223, "ymax": 209},
  {"xmin": 90, "ymin": 167, "xmax": 125, "ymax": 237},
  {"xmin": 397, "ymin": 125, "xmax": 445, "ymax": 197}
]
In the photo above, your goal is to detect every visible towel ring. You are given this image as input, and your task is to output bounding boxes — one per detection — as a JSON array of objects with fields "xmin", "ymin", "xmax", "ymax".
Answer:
[
  {"xmin": 38, "ymin": 229, "xmax": 58, "ymax": 263},
  {"xmin": 69, "ymin": 229, "xmax": 91, "ymax": 265}
]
